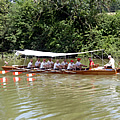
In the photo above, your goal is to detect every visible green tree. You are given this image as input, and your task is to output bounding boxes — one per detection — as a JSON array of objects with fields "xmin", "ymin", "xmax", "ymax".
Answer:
[{"xmin": 0, "ymin": 0, "xmax": 119, "ymax": 56}]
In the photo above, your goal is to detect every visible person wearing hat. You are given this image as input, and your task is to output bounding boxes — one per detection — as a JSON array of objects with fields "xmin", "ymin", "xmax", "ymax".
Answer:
[
  {"xmin": 89, "ymin": 58, "xmax": 99, "ymax": 69},
  {"xmin": 75, "ymin": 58, "xmax": 87, "ymax": 70},
  {"xmin": 54, "ymin": 60, "xmax": 62, "ymax": 70},
  {"xmin": 104, "ymin": 55, "xmax": 115, "ymax": 69},
  {"xmin": 67, "ymin": 60, "xmax": 75, "ymax": 70},
  {"xmin": 89, "ymin": 58, "xmax": 95, "ymax": 68},
  {"xmin": 40, "ymin": 59, "xmax": 47, "ymax": 70}
]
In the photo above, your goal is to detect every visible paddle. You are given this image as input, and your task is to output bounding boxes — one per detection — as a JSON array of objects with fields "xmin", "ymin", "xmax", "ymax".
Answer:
[
  {"xmin": 0, "ymin": 70, "xmax": 10, "ymax": 74},
  {"xmin": 64, "ymin": 70, "xmax": 76, "ymax": 74},
  {"xmin": 26, "ymin": 73, "xmax": 36, "ymax": 77},
  {"xmin": 13, "ymin": 72, "xmax": 23, "ymax": 75}
]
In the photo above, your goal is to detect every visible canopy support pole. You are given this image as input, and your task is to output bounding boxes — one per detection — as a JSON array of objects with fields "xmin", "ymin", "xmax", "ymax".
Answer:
[
  {"xmin": 102, "ymin": 50, "xmax": 103, "ymax": 66},
  {"xmin": 91, "ymin": 52, "xmax": 92, "ymax": 59},
  {"xmin": 24, "ymin": 56, "xmax": 27, "ymax": 67},
  {"xmin": 14, "ymin": 53, "xmax": 15, "ymax": 65}
]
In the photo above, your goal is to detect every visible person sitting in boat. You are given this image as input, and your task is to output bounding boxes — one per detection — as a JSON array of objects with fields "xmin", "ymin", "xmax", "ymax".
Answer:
[
  {"xmin": 89, "ymin": 58, "xmax": 95, "ymax": 68},
  {"xmin": 67, "ymin": 60, "xmax": 75, "ymax": 70},
  {"xmin": 47, "ymin": 58, "xmax": 54, "ymax": 69},
  {"xmin": 61, "ymin": 59, "xmax": 68, "ymax": 69},
  {"xmin": 54, "ymin": 60, "xmax": 62, "ymax": 70},
  {"xmin": 75, "ymin": 58, "xmax": 87, "ymax": 70},
  {"xmin": 27, "ymin": 59, "xmax": 34, "ymax": 69},
  {"xmin": 40, "ymin": 59, "xmax": 47, "ymax": 70},
  {"xmin": 104, "ymin": 55, "xmax": 115, "ymax": 69},
  {"xmin": 89, "ymin": 58, "xmax": 99, "ymax": 69},
  {"xmin": 35, "ymin": 58, "xmax": 41, "ymax": 68}
]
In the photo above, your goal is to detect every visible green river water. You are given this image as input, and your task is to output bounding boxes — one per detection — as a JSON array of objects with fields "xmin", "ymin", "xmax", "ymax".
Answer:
[{"xmin": 0, "ymin": 58, "xmax": 120, "ymax": 120}]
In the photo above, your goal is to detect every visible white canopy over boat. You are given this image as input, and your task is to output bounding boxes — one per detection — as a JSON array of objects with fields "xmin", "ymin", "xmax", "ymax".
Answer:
[{"xmin": 15, "ymin": 49, "xmax": 104, "ymax": 57}]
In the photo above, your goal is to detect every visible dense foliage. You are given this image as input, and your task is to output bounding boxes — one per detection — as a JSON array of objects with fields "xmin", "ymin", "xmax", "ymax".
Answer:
[{"xmin": 0, "ymin": 0, "xmax": 120, "ymax": 56}]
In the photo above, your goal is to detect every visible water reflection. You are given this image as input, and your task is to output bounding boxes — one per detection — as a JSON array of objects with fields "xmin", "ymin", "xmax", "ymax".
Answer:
[
  {"xmin": 13, "ymin": 77, "xmax": 21, "ymax": 82},
  {"xmin": 0, "ymin": 73, "xmax": 120, "ymax": 119},
  {"xmin": 88, "ymin": 75, "xmax": 120, "ymax": 120},
  {"xmin": 0, "ymin": 77, "xmax": 8, "ymax": 90}
]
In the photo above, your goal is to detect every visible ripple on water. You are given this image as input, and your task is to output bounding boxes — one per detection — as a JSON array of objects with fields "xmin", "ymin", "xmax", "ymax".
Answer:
[{"xmin": 0, "ymin": 74, "xmax": 120, "ymax": 119}]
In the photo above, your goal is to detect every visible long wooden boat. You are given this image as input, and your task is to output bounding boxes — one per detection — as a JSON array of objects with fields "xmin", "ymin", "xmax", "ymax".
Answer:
[
  {"xmin": 1, "ymin": 49, "xmax": 119, "ymax": 75},
  {"xmin": 1, "ymin": 66, "xmax": 118, "ymax": 75}
]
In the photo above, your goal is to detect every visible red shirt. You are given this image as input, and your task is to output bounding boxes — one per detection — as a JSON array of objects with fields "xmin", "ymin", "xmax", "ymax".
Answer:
[{"xmin": 89, "ymin": 61, "xmax": 94, "ymax": 66}]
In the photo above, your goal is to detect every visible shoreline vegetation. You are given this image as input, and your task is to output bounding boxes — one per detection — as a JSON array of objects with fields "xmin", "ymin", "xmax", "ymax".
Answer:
[{"xmin": 0, "ymin": 0, "xmax": 120, "ymax": 57}]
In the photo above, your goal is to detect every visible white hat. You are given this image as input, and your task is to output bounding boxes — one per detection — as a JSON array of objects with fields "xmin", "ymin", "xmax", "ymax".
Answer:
[{"xmin": 108, "ymin": 55, "xmax": 111, "ymax": 58}]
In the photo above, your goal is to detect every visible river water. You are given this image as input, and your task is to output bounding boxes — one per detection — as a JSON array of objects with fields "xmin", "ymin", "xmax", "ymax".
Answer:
[{"xmin": 0, "ymin": 58, "xmax": 120, "ymax": 120}]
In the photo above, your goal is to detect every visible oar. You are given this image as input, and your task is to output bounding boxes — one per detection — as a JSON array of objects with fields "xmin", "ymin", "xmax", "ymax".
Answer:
[
  {"xmin": 10, "ymin": 68, "xmax": 32, "ymax": 74},
  {"xmin": 49, "ymin": 70, "xmax": 62, "ymax": 73},
  {"xmin": 26, "ymin": 73, "xmax": 36, "ymax": 77},
  {"xmin": 64, "ymin": 70, "xmax": 76, "ymax": 74},
  {"xmin": 13, "ymin": 72, "xmax": 23, "ymax": 75},
  {"xmin": 0, "ymin": 70, "xmax": 10, "ymax": 74}
]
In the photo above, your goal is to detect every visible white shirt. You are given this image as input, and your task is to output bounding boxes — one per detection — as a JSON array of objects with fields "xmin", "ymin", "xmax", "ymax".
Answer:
[
  {"xmin": 47, "ymin": 60, "xmax": 54, "ymax": 65},
  {"xmin": 109, "ymin": 58, "xmax": 115, "ymax": 69},
  {"xmin": 40, "ymin": 62, "xmax": 47, "ymax": 68},
  {"xmin": 35, "ymin": 61, "xmax": 41, "ymax": 67},
  {"xmin": 61, "ymin": 61, "xmax": 68, "ymax": 66},
  {"xmin": 75, "ymin": 61, "xmax": 81, "ymax": 66},
  {"xmin": 54, "ymin": 63, "xmax": 61, "ymax": 69},
  {"xmin": 27, "ymin": 62, "xmax": 32, "ymax": 68},
  {"xmin": 67, "ymin": 63, "xmax": 75, "ymax": 69}
]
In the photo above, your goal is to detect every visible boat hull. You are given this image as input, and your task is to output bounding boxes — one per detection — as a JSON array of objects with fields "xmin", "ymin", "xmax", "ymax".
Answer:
[
  {"xmin": 2, "ymin": 65, "xmax": 27, "ymax": 71},
  {"xmin": 2, "ymin": 66, "xmax": 117, "ymax": 75},
  {"xmin": 29, "ymin": 69, "xmax": 117, "ymax": 75},
  {"xmin": 2, "ymin": 66, "xmax": 17, "ymax": 70},
  {"xmin": 74, "ymin": 69, "xmax": 116, "ymax": 75}
]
